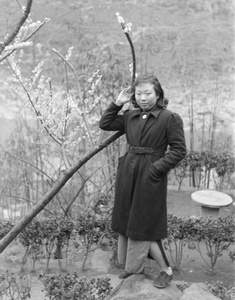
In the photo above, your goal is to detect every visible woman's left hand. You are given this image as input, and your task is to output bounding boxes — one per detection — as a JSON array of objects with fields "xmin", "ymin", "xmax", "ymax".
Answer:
[{"xmin": 149, "ymin": 164, "xmax": 162, "ymax": 181}]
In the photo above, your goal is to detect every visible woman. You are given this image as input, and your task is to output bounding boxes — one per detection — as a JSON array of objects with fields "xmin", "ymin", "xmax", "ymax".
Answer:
[{"xmin": 99, "ymin": 74, "xmax": 187, "ymax": 288}]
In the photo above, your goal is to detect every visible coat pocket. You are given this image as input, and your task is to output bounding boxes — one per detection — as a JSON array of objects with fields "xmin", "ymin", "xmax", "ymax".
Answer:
[{"xmin": 149, "ymin": 164, "xmax": 162, "ymax": 182}]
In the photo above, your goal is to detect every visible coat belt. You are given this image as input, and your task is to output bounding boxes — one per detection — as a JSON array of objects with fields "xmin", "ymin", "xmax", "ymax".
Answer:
[{"xmin": 127, "ymin": 146, "xmax": 165, "ymax": 156}]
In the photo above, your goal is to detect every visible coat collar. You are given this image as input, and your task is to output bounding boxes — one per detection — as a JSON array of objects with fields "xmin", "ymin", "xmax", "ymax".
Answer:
[{"xmin": 129, "ymin": 105, "xmax": 163, "ymax": 119}]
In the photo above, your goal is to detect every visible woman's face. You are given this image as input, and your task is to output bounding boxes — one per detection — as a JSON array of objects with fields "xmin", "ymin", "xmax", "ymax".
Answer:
[{"xmin": 135, "ymin": 83, "xmax": 158, "ymax": 111}]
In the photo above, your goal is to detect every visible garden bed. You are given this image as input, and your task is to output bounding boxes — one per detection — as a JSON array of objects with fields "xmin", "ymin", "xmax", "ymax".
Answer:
[{"xmin": 0, "ymin": 190, "xmax": 234, "ymax": 299}]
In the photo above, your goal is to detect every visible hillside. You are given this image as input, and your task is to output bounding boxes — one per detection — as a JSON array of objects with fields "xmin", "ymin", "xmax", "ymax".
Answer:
[{"xmin": 0, "ymin": 0, "xmax": 234, "ymax": 148}]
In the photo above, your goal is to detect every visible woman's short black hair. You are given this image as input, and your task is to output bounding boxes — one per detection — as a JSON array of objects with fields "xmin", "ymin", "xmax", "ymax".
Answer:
[{"xmin": 130, "ymin": 74, "xmax": 165, "ymax": 108}]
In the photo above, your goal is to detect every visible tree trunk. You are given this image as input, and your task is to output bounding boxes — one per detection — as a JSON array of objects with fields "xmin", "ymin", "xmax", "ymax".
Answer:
[{"xmin": 0, "ymin": 131, "xmax": 124, "ymax": 253}]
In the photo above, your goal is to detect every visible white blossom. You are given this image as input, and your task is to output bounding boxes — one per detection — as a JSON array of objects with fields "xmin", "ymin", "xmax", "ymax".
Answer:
[
  {"xmin": 65, "ymin": 46, "xmax": 74, "ymax": 61},
  {"xmin": 124, "ymin": 23, "xmax": 132, "ymax": 33},
  {"xmin": 116, "ymin": 12, "xmax": 124, "ymax": 24}
]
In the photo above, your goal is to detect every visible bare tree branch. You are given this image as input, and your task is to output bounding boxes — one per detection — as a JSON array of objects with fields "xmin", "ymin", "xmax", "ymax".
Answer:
[
  {"xmin": 1, "ymin": 145, "xmax": 69, "ymax": 210},
  {"xmin": 0, "ymin": 20, "xmax": 48, "ymax": 63},
  {"xmin": 1, "ymin": 145, "xmax": 54, "ymax": 183},
  {"xmin": 0, "ymin": 193, "xmax": 53, "ymax": 215},
  {"xmin": 0, "ymin": 131, "xmax": 124, "ymax": 253},
  {"xmin": 0, "ymin": 0, "xmax": 33, "ymax": 55},
  {"xmin": 6, "ymin": 59, "xmax": 62, "ymax": 145},
  {"xmin": 52, "ymin": 48, "xmax": 94, "ymax": 145},
  {"xmin": 64, "ymin": 161, "xmax": 111, "ymax": 215},
  {"xmin": 23, "ymin": 19, "xmax": 47, "ymax": 43},
  {"xmin": 0, "ymin": 43, "xmax": 30, "ymax": 63}
]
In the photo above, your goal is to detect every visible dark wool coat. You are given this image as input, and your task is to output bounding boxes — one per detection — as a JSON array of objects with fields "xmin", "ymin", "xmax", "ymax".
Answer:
[{"xmin": 99, "ymin": 102, "xmax": 187, "ymax": 241}]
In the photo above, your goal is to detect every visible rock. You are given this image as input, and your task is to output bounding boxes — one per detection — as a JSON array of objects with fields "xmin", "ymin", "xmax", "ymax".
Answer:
[
  {"xmin": 105, "ymin": 274, "xmax": 182, "ymax": 300},
  {"xmin": 90, "ymin": 250, "xmax": 221, "ymax": 300},
  {"xmin": 180, "ymin": 283, "xmax": 221, "ymax": 300}
]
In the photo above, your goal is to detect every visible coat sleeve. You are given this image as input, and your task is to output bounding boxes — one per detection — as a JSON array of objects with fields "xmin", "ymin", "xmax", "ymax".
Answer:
[
  {"xmin": 99, "ymin": 102, "xmax": 126, "ymax": 131},
  {"xmin": 153, "ymin": 113, "xmax": 187, "ymax": 173}
]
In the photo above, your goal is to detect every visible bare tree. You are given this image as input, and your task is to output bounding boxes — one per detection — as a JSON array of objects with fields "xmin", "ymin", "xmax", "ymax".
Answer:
[
  {"xmin": 0, "ymin": 131, "xmax": 123, "ymax": 253},
  {"xmin": 0, "ymin": 7, "xmax": 137, "ymax": 253}
]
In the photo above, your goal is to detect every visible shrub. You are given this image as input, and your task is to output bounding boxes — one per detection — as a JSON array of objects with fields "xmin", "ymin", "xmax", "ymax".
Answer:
[
  {"xmin": 74, "ymin": 210, "xmax": 108, "ymax": 269},
  {"xmin": 40, "ymin": 217, "xmax": 59, "ymax": 270},
  {"xmin": 173, "ymin": 151, "xmax": 235, "ymax": 190},
  {"xmin": 0, "ymin": 271, "xmax": 31, "ymax": 300},
  {"xmin": 18, "ymin": 219, "xmax": 44, "ymax": 272},
  {"xmin": 187, "ymin": 215, "xmax": 235, "ymax": 274},
  {"xmin": 206, "ymin": 281, "xmax": 235, "ymax": 300},
  {"xmin": 165, "ymin": 214, "xmax": 235, "ymax": 273},
  {"xmin": 0, "ymin": 221, "xmax": 14, "ymax": 240},
  {"xmin": 53, "ymin": 217, "xmax": 74, "ymax": 271},
  {"xmin": 173, "ymin": 159, "xmax": 189, "ymax": 191},
  {"xmin": 164, "ymin": 215, "xmax": 188, "ymax": 270},
  {"xmin": 39, "ymin": 273, "xmax": 112, "ymax": 300},
  {"xmin": 213, "ymin": 152, "xmax": 235, "ymax": 190},
  {"xmin": 18, "ymin": 217, "xmax": 74, "ymax": 271}
]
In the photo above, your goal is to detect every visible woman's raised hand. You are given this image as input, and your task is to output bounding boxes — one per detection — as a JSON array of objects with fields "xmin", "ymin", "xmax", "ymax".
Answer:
[{"xmin": 115, "ymin": 87, "xmax": 133, "ymax": 106}]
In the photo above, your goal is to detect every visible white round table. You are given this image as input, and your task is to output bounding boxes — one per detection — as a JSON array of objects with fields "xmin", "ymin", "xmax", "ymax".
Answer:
[{"xmin": 191, "ymin": 189, "xmax": 233, "ymax": 217}]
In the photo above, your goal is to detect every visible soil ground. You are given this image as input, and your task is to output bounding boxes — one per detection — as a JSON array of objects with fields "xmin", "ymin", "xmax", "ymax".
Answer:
[{"xmin": 0, "ymin": 189, "xmax": 234, "ymax": 299}]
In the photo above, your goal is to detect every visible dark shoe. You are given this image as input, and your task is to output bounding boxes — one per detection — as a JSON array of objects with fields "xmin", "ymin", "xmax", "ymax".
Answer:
[
  {"xmin": 118, "ymin": 271, "xmax": 133, "ymax": 279},
  {"xmin": 153, "ymin": 271, "xmax": 173, "ymax": 288}
]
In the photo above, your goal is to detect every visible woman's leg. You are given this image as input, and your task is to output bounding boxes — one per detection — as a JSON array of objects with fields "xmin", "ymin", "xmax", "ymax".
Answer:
[
  {"xmin": 117, "ymin": 234, "xmax": 128, "ymax": 267},
  {"xmin": 118, "ymin": 237, "xmax": 150, "ymax": 278},
  {"xmin": 125, "ymin": 239, "xmax": 150, "ymax": 274},
  {"xmin": 149, "ymin": 240, "xmax": 173, "ymax": 288},
  {"xmin": 149, "ymin": 240, "xmax": 171, "ymax": 272}
]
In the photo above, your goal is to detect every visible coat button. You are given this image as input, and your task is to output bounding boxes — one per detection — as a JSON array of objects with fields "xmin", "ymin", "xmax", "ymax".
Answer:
[{"xmin": 142, "ymin": 114, "xmax": 147, "ymax": 119}]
